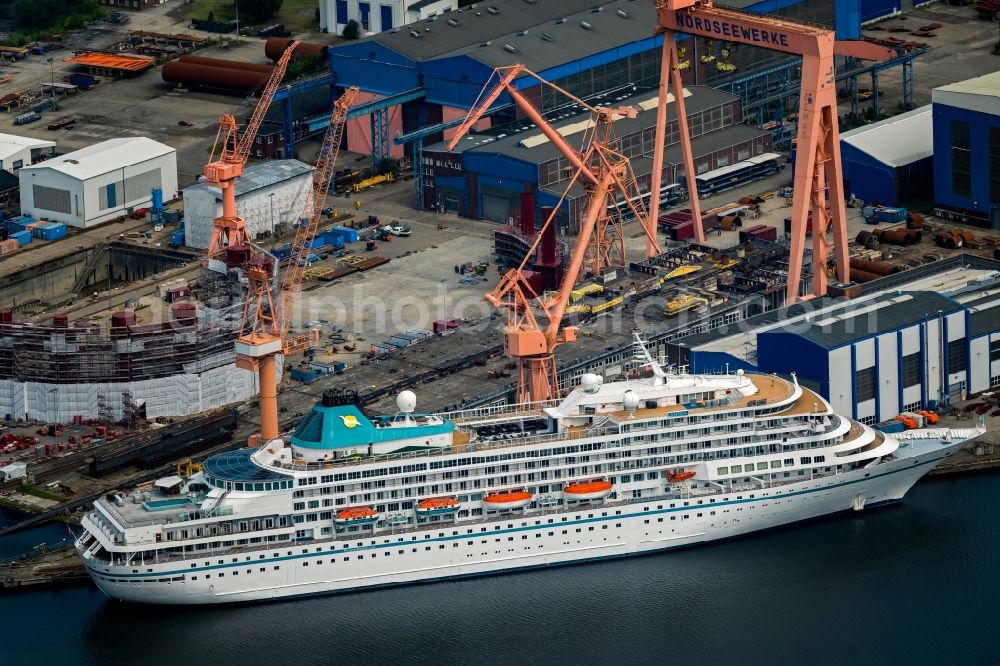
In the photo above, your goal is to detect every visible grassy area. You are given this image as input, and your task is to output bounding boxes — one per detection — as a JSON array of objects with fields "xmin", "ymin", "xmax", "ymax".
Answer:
[
  {"xmin": 179, "ymin": 0, "xmax": 320, "ymax": 35},
  {"xmin": 17, "ymin": 485, "xmax": 65, "ymax": 502}
]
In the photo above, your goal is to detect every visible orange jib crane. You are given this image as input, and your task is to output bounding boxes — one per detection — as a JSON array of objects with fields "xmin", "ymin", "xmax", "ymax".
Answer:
[
  {"xmin": 654, "ymin": 0, "xmax": 854, "ymax": 302},
  {"xmin": 236, "ymin": 86, "xmax": 361, "ymax": 442},
  {"xmin": 203, "ymin": 42, "xmax": 299, "ymax": 257},
  {"xmin": 449, "ymin": 67, "xmax": 661, "ymax": 403}
]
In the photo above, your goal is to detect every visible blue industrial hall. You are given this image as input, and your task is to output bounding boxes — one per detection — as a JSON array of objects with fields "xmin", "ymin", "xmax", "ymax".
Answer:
[
  {"xmin": 932, "ymin": 70, "xmax": 1000, "ymax": 229},
  {"xmin": 839, "ymin": 105, "xmax": 933, "ymax": 207}
]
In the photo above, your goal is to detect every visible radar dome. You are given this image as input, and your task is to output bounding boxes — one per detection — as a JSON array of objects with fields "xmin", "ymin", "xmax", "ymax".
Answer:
[
  {"xmin": 736, "ymin": 369, "xmax": 745, "ymax": 376},
  {"xmin": 622, "ymin": 390, "xmax": 640, "ymax": 411},
  {"xmin": 581, "ymin": 373, "xmax": 602, "ymax": 394},
  {"xmin": 396, "ymin": 390, "xmax": 417, "ymax": 413}
]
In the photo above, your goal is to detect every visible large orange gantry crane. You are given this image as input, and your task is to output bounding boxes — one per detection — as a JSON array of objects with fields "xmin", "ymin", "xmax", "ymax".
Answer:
[
  {"xmin": 655, "ymin": 0, "xmax": 858, "ymax": 302},
  {"xmin": 203, "ymin": 42, "xmax": 299, "ymax": 258},
  {"xmin": 236, "ymin": 86, "xmax": 361, "ymax": 442},
  {"xmin": 448, "ymin": 66, "xmax": 661, "ymax": 403}
]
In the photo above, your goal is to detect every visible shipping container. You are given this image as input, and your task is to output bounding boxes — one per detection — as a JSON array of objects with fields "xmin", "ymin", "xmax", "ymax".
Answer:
[
  {"xmin": 290, "ymin": 366, "xmax": 321, "ymax": 383},
  {"xmin": 170, "ymin": 231, "xmax": 185, "ymax": 248},
  {"xmin": 14, "ymin": 111, "xmax": 40, "ymax": 125},
  {"xmin": 31, "ymin": 221, "xmax": 66, "ymax": 241},
  {"xmin": 875, "ymin": 420, "xmax": 905, "ymax": 434},
  {"xmin": 10, "ymin": 230, "xmax": 32, "ymax": 246},
  {"xmin": 330, "ymin": 226, "xmax": 359, "ymax": 243}
]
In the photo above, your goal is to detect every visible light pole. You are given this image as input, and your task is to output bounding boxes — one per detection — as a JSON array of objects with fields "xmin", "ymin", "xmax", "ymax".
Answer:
[
  {"xmin": 234, "ymin": 0, "xmax": 240, "ymax": 43},
  {"xmin": 268, "ymin": 192, "xmax": 275, "ymax": 249}
]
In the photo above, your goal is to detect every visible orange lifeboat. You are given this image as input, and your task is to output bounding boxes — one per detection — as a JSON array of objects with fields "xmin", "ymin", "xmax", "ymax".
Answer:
[
  {"xmin": 334, "ymin": 506, "xmax": 380, "ymax": 525},
  {"xmin": 483, "ymin": 490, "xmax": 533, "ymax": 510},
  {"xmin": 666, "ymin": 469, "xmax": 696, "ymax": 483},
  {"xmin": 416, "ymin": 496, "xmax": 460, "ymax": 516},
  {"xmin": 562, "ymin": 480, "xmax": 613, "ymax": 501}
]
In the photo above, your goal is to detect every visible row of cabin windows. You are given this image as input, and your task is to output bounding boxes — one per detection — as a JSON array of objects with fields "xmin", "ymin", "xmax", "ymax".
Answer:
[{"xmin": 717, "ymin": 456, "xmax": 825, "ymax": 475}]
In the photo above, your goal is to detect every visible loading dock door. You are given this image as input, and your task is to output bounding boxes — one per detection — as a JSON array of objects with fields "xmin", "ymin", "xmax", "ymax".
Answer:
[{"xmin": 480, "ymin": 185, "xmax": 517, "ymax": 223}]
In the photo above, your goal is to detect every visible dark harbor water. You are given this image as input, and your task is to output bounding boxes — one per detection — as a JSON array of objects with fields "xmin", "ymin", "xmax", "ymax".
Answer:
[{"xmin": 1, "ymin": 473, "xmax": 998, "ymax": 665}]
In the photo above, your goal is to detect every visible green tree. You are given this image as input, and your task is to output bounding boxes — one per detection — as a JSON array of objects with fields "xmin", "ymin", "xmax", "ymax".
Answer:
[
  {"xmin": 342, "ymin": 19, "xmax": 360, "ymax": 40},
  {"xmin": 237, "ymin": 0, "xmax": 282, "ymax": 25}
]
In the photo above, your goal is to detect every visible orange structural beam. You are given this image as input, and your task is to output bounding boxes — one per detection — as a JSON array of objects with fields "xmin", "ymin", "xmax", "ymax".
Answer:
[
  {"xmin": 64, "ymin": 52, "xmax": 156, "ymax": 72},
  {"xmin": 657, "ymin": 0, "xmax": 850, "ymax": 303}
]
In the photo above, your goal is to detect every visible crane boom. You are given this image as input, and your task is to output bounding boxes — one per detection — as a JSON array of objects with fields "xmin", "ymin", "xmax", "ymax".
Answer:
[
  {"xmin": 656, "ymin": 0, "xmax": 851, "ymax": 302},
  {"xmin": 278, "ymin": 85, "xmax": 360, "ymax": 344},
  {"xmin": 235, "ymin": 87, "xmax": 360, "ymax": 442},
  {"xmin": 450, "ymin": 65, "xmax": 661, "ymax": 402},
  {"xmin": 204, "ymin": 42, "xmax": 299, "ymax": 257}
]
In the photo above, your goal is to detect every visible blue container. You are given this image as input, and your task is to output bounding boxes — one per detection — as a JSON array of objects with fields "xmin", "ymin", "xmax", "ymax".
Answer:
[
  {"xmin": 875, "ymin": 420, "xmax": 905, "ymax": 434},
  {"xmin": 151, "ymin": 188, "xmax": 164, "ymax": 210},
  {"xmin": 290, "ymin": 367, "xmax": 321, "ymax": 383},
  {"xmin": 4, "ymin": 220, "xmax": 25, "ymax": 233},
  {"xmin": 170, "ymin": 231, "xmax": 185, "ymax": 248},
  {"xmin": 179, "ymin": 219, "xmax": 185, "ymax": 230},
  {"xmin": 330, "ymin": 226, "xmax": 359, "ymax": 243},
  {"xmin": 10, "ymin": 230, "xmax": 31, "ymax": 246},
  {"xmin": 33, "ymin": 221, "xmax": 66, "ymax": 241}
]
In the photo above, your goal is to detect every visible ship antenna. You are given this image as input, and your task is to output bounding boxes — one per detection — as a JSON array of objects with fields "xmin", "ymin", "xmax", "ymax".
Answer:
[{"xmin": 632, "ymin": 332, "xmax": 669, "ymax": 387}]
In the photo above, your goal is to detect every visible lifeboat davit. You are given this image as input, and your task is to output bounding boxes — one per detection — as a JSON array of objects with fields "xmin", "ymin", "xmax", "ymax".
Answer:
[
  {"xmin": 483, "ymin": 490, "xmax": 533, "ymax": 510},
  {"xmin": 666, "ymin": 469, "xmax": 696, "ymax": 483},
  {"xmin": 416, "ymin": 497, "xmax": 460, "ymax": 516},
  {"xmin": 334, "ymin": 507, "xmax": 380, "ymax": 525},
  {"xmin": 562, "ymin": 480, "xmax": 613, "ymax": 501}
]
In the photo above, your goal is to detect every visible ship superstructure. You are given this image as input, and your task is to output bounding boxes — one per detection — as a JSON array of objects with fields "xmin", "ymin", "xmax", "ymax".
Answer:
[{"xmin": 75, "ymin": 335, "xmax": 978, "ymax": 604}]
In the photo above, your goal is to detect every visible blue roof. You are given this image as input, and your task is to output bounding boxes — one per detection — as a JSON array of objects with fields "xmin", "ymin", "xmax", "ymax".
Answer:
[
  {"xmin": 290, "ymin": 403, "xmax": 453, "ymax": 451},
  {"xmin": 203, "ymin": 449, "xmax": 288, "ymax": 482}
]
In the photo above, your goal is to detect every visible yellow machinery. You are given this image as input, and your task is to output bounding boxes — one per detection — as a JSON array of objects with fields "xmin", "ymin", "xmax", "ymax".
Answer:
[
  {"xmin": 664, "ymin": 265, "xmax": 702, "ymax": 280},
  {"xmin": 570, "ymin": 283, "xmax": 604, "ymax": 301},
  {"xmin": 176, "ymin": 458, "xmax": 203, "ymax": 478},
  {"xmin": 591, "ymin": 295, "xmax": 625, "ymax": 314},
  {"xmin": 712, "ymin": 257, "xmax": 739, "ymax": 270},
  {"xmin": 352, "ymin": 172, "xmax": 395, "ymax": 192},
  {"xmin": 666, "ymin": 294, "xmax": 708, "ymax": 315},
  {"xmin": 564, "ymin": 303, "xmax": 592, "ymax": 315}
]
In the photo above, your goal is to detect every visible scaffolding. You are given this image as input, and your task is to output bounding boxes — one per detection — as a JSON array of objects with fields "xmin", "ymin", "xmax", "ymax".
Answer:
[{"xmin": 0, "ymin": 303, "xmax": 265, "ymax": 422}]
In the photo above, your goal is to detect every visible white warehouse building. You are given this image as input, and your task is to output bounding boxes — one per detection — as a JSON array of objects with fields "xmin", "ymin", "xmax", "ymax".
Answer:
[
  {"xmin": 319, "ymin": 0, "xmax": 457, "ymax": 36},
  {"xmin": 18, "ymin": 137, "xmax": 177, "ymax": 228},
  {"xmin": 0, "ymin": 133, "xmax": 56, "ymax": 172},
  {"xmin": 182, "ymin": 159, "xmax": 314, "ymax": 250}
]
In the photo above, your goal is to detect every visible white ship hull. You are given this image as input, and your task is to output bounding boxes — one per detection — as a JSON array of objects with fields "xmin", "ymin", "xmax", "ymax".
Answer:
[{"xmin": 82, "ymin": 440, "xmax": 958, "ymax": 605}]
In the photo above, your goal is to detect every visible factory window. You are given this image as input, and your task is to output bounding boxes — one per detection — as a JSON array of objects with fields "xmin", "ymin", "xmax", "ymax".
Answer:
[
  {"xmin": 855, "ymin": 366, "xmax": 876, "ymax": 403},
  {"xmin": 990, "ymin": 127, "xmax": 1000, "ymax": 203},
  {"xmin": 901, "ymin": 352, "xmax": 921, "ymax": 387},
  {"xmin": 32, "ymin": 184, "xmax": 72, "ymax": 215},
  {"xmin": 948, "ymin": 338, "xmax": 967, "ymax": 373},
  {"xmin": 951, "ymin": 120, "xmax": 971, "ymax": 198},
  {"xmin": 336, "ymin": 0, "xmax": 347, "ymax": 24},
  {"xmin": 991, "ymin": 338, "xmax": 1000, "ymax": 363},
  {"xmin": 991, "ymin": 375, "xmax": 1000, "ymax": 388}
]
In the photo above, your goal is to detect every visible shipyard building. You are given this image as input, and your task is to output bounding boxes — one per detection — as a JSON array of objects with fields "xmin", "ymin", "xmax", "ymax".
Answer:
[
  {"xmin": 672, "ymin": 259, "xmax": 1000, "ymax": 425},
  {"xmin": 932, "ymin": 70, "xmax": 1000, "ymax": 228},
  {"xmin": 326, "ymin": 0, "xmax": 858, "ymax": 214},
  {"xmin": 17, "ymin": 137, "xmax": 177, "ymax": 228},
  {"xmin": 182, "ymin": 160, "xmax": 314, "ymax": 249}
]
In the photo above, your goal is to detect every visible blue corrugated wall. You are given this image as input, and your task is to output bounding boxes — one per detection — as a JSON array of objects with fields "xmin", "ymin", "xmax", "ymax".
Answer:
[
  {"xmin": 859, "ymin": 0, "xmax": 900, "ymax": 23},
  {"xmin": 840, "ymin": 141, "xmax": 899, "ymax": 206},
  {"xmin": 756, "ymin": 332, "xmax": 831, "ymax": 397},
  {"xmin": 933, "ymin": 103, "xmax": 1000, "ymax": 216},
  {"xmin": 328, "ymin": 42, "xmax": 419, "ymax": 95}
]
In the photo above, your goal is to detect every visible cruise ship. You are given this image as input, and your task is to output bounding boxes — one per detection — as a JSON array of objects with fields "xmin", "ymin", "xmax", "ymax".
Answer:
[{"xmin": 75, "ymin": 336, "xmax": 979, "ymax": 605}]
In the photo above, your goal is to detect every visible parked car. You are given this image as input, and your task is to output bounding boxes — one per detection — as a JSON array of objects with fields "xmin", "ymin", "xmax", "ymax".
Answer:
[{"xmin": 383, "ymin": 223, "xmax": 411, "ymax": 237}]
